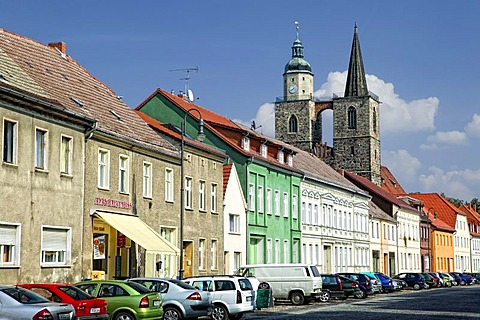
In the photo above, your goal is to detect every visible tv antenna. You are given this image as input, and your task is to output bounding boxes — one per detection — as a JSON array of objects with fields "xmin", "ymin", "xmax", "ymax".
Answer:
[{"xmin": 169, "ymin": 66, "xmax": 199, "ymax": 100}]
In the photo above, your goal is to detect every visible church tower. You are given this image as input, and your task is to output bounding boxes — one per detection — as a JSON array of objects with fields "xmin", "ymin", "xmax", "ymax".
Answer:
[
  {"xmin": 332, "ymin": 24, "xmax": 381, "ymax": 185},
  {"xmin": 275, "ymin": 22, "xmax": 321, "ymax": 152}
]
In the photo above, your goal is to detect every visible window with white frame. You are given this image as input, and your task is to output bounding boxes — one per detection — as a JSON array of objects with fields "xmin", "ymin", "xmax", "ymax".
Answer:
[
  {"xmin": 118, "ymin": 154, "xmax": 129, "ymax": 194},
  {"xmin": 211, "ymin": 240, "xmax": 217, "ymax": 270},
  {"xmin": 283, "ymin": 192, "xmax": 289, "ymax": 217},
  {"xmin": 60, "ymin": 135, "xmax": 73, "ymax": 175},
  {"xmin": 0, "ymin": 223, "xmax": 20, "ymax": 266},
  {"xmin": 301, "ymin": 202, "xmax": 306, "ymax": 223},
  {"xmin": 275, "ymin": 239, "xmax": 280, "ymax": 263},
  {"xmin": 261, "ymin": 143, "xmax": 267, "ymax": 157},
  {"xmin": 199, "ymin": 239, "xmax": 205, "ymax": 269},
  {"xmin": 185, "ymin": 176, "xmax": 192, "ymax": 209},
  {"xmin": 267, "ymin": 238, "xmax": 272, "ymax": 263},
  {"xmin": 234, "ymin": 252, "xmax": 241, "ymax": 271},
  {"xmin": 98, "ymin": 148, "xmax": 110, "ymax": 189},
  {"xmin": 211, "ymin": 183, "xmax": 218, "ymax": 213},
  {"xmin": 41, "ymin": 227, "xmax": 70, "ymax": 266},
  {"xmin": 143, "ymin": 162, "xmax": 152, "ymax": 198},
  {"xmin": 165, "ymin": 168, "xmax": 174, "ymax": 202},
  {"xmin": 248, "ymin": 184, "xmax": 255, "ymax": 211},
  {"xmin": 258, "ymin": 185, "xmax": 264, "ymax": 213},
  {"xmin": 292, "ymin": 194, "xmax": 298, "ymax": 219},
  {"xmin": 229, "ymin": 213, "xmax": 240, "ymax": 233},
  {"xmin": 274, "ymin": 191, "xmax": 280, "ymax": 216},
  {"xmin": 277, "ymin": 149, "xmax": 284, "ymax": 163},
  {"xmin": 266, "ymin": 188, "xmax": 272, "ymax": 214},
  {"xmin": 2, "ymin": 119, "xmax": 18, "ymax": 164},
  {"xmin": 307, "ymin": 203, "xmax": 312, "ymax": 224},
  {"xmin": 35, "ymin": 128, "xmax": 48, "ymax": 170},
  {"xmin": 243, "ymin": 136, "xmax": 249, "ymax": 151},
  {"xmin": 283, "ymin": 240, "xmax": 289, "ymax": 263},
  {"xmin": 287, "ymin": 154, "xmax": 293, "ymax": 166},
  {"xmin": 199, "ymin": 180, "xmax": 206, "ymax": 211}
]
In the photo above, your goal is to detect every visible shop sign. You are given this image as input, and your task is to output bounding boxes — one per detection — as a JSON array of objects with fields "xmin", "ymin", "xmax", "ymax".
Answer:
[{"xmin": 94, "ymin": 197, "xmax": 132, "ymax": 209}]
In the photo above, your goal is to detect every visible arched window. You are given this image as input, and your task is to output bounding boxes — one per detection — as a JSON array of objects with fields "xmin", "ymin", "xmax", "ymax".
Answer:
[
  {"xmin": 348, "ymin": 106, "xmax": 357, "ymax": 129},
  {"xmin": 289, "ymin": 115, "xmax": 298, "ymax": 133}
]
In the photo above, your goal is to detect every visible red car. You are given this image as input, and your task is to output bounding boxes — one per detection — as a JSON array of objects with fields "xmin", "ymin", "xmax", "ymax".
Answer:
[{"xmin": 18, "ymin": 283, "xmax": 108, "ymax": 319}]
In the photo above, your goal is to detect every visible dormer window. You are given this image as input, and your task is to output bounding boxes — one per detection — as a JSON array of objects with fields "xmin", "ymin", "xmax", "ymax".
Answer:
[
  {"xmin": 261, "ymin": 143, "xmax": 267, "ymax": 157},
  {"xmin": 287, "ymin": 154, "xmax": 293, "ymax": 166},
  {"xmin": 278, "ymin": 149, "xmax": 284, "ymax": 164},
  {"xmin": 243, "ymin": 136, "xmax": 250, "ymax": 151}
]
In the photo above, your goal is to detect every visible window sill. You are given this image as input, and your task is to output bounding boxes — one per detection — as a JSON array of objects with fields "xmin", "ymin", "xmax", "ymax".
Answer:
[
  {"xmin": 228, "ymin": 231, "xmax": 241, "ymax": 235},
  {"xmin": 210, "ymin": 211, "xmax": 219, "ymax": 215},
  {"xmin": 98, "ymin": 186, "xmax": 110, "ymax": 191},
  {"xmin": 41, "ymin": 264, "xmax": 72, "ymax": 268},
  {"xmin": 199, "ymin": 209, "xmax": 207, "ymax": 213},
  {"xmin": 0, "ymin": 264, "xmax": 20, "ymax": 268},
  {"xmin": 119, "ymin": 191, "xmax": 130, "ymax": 196},
  {"xmin": 35, "ymin": 168, "xmax": 49, "ymax": 174},
  {"xmin": 2, "ymin": 161, "xmax": 18, "ymax": 168},
  {"xmin": 60, "ymin": 173, "xmax": 74, "ymax": 179}
]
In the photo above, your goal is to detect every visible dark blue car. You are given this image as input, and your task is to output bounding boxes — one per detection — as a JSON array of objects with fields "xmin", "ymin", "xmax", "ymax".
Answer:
[
  {"xmin": 374, "ymin": 272, "xmax": 395, "ymax": 293},
  {"xmin": 393, "ymin": 273, "xmax": 426, "ymax": 290}
]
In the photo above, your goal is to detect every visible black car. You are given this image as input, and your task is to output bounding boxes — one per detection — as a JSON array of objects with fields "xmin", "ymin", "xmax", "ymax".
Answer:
[
  {"xmin": 319, "ymin": 274, "xmax": 346, "ymax": 302},
  {"xmin": 393, "ymin": 273, "xmax": 426, "ymax": 290},
  {"xmin": 337, "ymin": 273, "xmax": 374, "ymax": 298}
]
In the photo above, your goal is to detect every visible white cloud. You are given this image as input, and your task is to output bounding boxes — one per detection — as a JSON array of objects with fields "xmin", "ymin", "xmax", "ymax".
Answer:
[
  {"xmin": 419, "ymin": 143, "xmax": 439, "ymax": 150},
  {"xmin": 314, "ymin": 71, "xmax": 439, "ymax": 134},
  {"xmin": 233, "ymin": 102, "xmax": 275, "ymax": 137},
  {"xmin": 382, "ymin": 149, "xmax": 421, "ymax": 184},
  {"xmin": 465, "ymin": 113, "xmax": 480, "ymax": 138},
  {"xmin": 419, "ymin": 166, "xmax": 480, "ymax": 200},
  {"xmin": 427, "ymin": 130, "xmax": 467, "ymax": 145}
]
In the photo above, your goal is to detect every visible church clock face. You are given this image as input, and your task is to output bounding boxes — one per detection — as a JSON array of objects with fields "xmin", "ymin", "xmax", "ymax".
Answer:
[{"xmin": 288, "ymin": 84, "xmax": 298, "ymax": 94}]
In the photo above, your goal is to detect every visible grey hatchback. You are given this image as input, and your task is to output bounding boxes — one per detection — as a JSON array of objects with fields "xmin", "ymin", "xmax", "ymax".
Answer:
[{"xmin": 129, "ymin": 277, "xmax": 212, "ymax": 320}]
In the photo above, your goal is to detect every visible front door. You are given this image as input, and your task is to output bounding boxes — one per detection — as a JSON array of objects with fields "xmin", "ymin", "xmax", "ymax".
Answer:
[
  {"xmin": 323, "ymin": 246, "xmax": 331, "ymax": 273},
  {"xmin": 183, "ymin": 241, "xmax": 193, "ymax": 278}
]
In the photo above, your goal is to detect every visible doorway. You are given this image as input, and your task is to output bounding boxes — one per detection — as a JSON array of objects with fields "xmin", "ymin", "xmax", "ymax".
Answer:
[{"xmin": 183, "ymin": 241, "xmax": 193, "ymax": 278}]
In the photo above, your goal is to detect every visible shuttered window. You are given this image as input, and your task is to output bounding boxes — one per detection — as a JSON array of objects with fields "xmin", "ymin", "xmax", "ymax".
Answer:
[
  {"xmin": 0, "ymin": 224, "xmax": 19, "ymax": 265},
  {"xmin": 41, "ymin": 227, "xmax": 70, "ymax": 265}
]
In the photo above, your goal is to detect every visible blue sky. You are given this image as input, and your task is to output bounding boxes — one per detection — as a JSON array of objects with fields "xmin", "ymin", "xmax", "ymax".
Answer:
[{"xmin": 3, "ymin": 1, "xmax": 480, "ymax": 201}]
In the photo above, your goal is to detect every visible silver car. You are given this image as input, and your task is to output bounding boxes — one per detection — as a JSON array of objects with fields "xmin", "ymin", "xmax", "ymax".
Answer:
[
  {"xmin": 129, "ymin": 277, "xmax": 212, "ymax": 320},
  {"xmin": 0, "ymin": 285, "xmax": 75, "ymax": 319}
]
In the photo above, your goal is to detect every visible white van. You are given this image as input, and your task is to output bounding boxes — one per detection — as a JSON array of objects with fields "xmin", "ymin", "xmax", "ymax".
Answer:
[{"xmin": 235, "ymin": 263, "xmax": 322, "ymax": 305}]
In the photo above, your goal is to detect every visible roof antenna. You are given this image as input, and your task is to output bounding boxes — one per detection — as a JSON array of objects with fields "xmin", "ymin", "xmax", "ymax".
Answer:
[{"xmin": 169, "ymin": 66, "xmax": 199, "ymax": 102}]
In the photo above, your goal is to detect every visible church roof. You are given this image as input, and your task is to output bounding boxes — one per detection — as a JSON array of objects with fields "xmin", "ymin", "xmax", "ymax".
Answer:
[
  {"xmin": 284, "ymin": 31, "xmax": 312, "ymax": 75},
  {"xmin": 344, "ymin": 24, "xmax": 369, "ymax": 97}
]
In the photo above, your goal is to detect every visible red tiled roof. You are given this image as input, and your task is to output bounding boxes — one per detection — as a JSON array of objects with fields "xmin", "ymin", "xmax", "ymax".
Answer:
[
  {"xmin": 458, "ymin": 204, "xmax": 480, "ymax": 237},
  {"xmin": 0, "ymin": 28, "xmax": 177, "ymax": 156},
  {"xmin": 381, "ymin": 165, "xmax": 406, "ymax": 195},
  {"xmin": 223, "ymin": 163, "xmax": 233, "ymax": 198},
  {"xmin": 404, "ymin": 193, "xmax": 463, "ymax": 229}
]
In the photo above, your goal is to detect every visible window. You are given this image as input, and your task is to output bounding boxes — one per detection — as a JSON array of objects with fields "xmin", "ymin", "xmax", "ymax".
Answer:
[
  {"xmin": 274, "ymin": 191, "xmax": 280, "ymax": 216},
  {"xmin": 248, "ymin": 184, "xmax": 255, "ymax": 211},
  {"xmin": 348, "ymin": 106, "xmax": 357, "ymax": 129},
  {"xmin": 165, "ymin": 168, "xmax": 174, "ymax": 202},
  {"xmin": 243, "ymin": 136, "xmax": 249, "ymax": 151},
  {"xmin": 41, "ymin": 227, "xmax": 70, "ymax": 266},
  {"xmin": 229, "ymin": 214, "xmax": 240, "ymax": 233},
  {"xmin": 98, "ymin": 148, "xmax": 110, "ymax": 189},
  {"xmin": 211, "ymin": 240, "xmax": 217, "ymax": 270},
  {"xmin": 160, "ymin": 227, "xmax": 176, "ymax": 276},
  {"xmin": 266, "ymin": 189, "xmax": 272, "ymax": 214},
  {"xmin": 277, "ymin": 149, "xmax": 284, "ymax": 164},
  {"xmin": 267, "ymin": 239, "xmax": 272, "ymax": 263},
  {"xmin": 0, "ymin": 223, "xmax": 20, "ymax": 266},
  {"xmin": 289, "ymin": 115, "xmax": 298, "ymax": 133},
  {"xmin": 199, "ymin": 180, "xmax": 206, "ymax": 211},
  {"xmin": 283, "ymin": 240, "xmax": 289, "ymax": 263},
  {"xmin": 185, "ymin": 177, "xmax": 192, "ymax": 209},
  {"xmin": 234, "ymin": 252, "xmax": 241, "ymax": 271},
  {"xmin": 3, "ymin": 119, "xmax": 18, "ymax": 164},
  {"xmin": 292, "ymin": 194, "xmax": 298, "ymax": 219},
  {"xmin": 210, "ymin": 183, "xmax": 218, "ymax": 213},
  {"xmin": 35, "ymin": 128, "xmax": 48, "ymax": 169},
  {"xmin": 59, "ymin": 136, "xmax": 73, "ymax": 175},
  {"xmin": 287, "ymin": 154, "xmax": 293, "ymax": 166},
  {"xmin": 199, "ymin": 239, "xmax": 205, "ymax": 269},
  {"xmin": 258, "ymin": 185, "xmax": 264, "ymax": 213},
  {"xmin": 143, "ymin": 162, "xmax": 152, "ymax": 198},
  {"xmin": 275, "ymin": 240, "xmax": 280, "ymax": 263},
  {"xmin": 261, "ymin": 144, "xmax": 267, "ymax": 157},
  {"xmin": 283, "ymin": 192, "xmax": 289, "ymax": 217},
  {"xmin": 118, "ymin": 155, "xmax": 129, "ymax": 193}
]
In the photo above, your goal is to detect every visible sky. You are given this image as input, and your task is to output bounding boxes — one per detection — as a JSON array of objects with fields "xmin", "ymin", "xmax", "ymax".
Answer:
[{"xmin": 2, "ymin": 1, "xmax": 480, "ymax": 202}]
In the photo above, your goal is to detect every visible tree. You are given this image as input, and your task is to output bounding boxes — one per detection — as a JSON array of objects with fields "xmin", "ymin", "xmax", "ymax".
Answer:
[{"xmin": 440, "ymin": 193, "xmax": 464, "ymax": 208}]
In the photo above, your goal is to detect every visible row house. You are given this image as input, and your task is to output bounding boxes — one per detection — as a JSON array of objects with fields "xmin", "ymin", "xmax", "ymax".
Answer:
[
  {"xmin": 458, "ymin": 204, "xmax": 480, "ymax": 273},
  {"xmin": 369, "ymin": 202, "xmax": 397, "ymax": 275},
  {"xmin": 136, "ymin": 89, "xmax": 303, "ymax": 266}
]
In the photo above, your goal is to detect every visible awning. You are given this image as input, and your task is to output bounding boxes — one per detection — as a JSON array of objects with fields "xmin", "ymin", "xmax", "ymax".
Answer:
[{"xmin": 94, "ymin": 211, "xmax": 179, "ymax": 255}]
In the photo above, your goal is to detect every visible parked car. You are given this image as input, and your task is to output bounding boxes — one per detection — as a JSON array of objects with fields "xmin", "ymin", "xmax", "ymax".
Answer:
[
  {"xmin": 337, "ymin": 275, "xmax": 363, "ymax": 299},
  {"xmin": 441, "ymin": 272, "xmax": 457, "ymax": 286},
  {"xmin": 421, "ymin": 273, "xmax": 439, "ymax": 288},
  {"xmin": 428, "ymin": 272, "xmax": 447, "ymax": 287},
  {"xmin": 128, "ymin": 277, "xmax": 213, "ymax": 320},
  {"xmin": 393, "ymin": 273, "xmax": 426, "ymax": 290},
  {"xmin": 373, "ymin": 272, "xmax": 395, "ymax": 293},
  {"xmin": 337, "ymin": 273, "xmax": 374, "ymax": 298},
  {"xmin": 18, "ymin": 283, "xmax": 108, "ymax": 320},
  {"xmin": 449, "ymin": 272, "xmax": 465, "ymax": 286},
  {"xmin": 183, "ymin": 275, "xmax": 255, "ymax": 320},
  {"xmin": 392, "ymin": 278, "xmax": 406, "ymax": 290},
  {"xmin": 318, "ymin": 274, "xmax": 346, "ymax": 302},
  {"xmin": 0, "ymin": 285, "xmax": 76, "ymax": 319},
  {"xmin": 360, "ymin": 272, "xmax": 383, "ymax": 293},
  {"xmin": 74, "ymin": 280, "xmax": 163, "ymax": 320},
  {"xmin": 457, "ymin": 273, "xmax": 475, "ymax": 285}
]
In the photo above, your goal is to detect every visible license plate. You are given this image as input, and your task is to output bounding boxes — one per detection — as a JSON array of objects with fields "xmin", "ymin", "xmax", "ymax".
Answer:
[
  {"xmin": 246, "ymin": 296, "xmax": 252, "ymax": 301},
  {"xmin": 90, "ymin": 308, "xmax": 100, "ymax": 314},
  {"xmin": 58, "ymin": 314, "xmax": 70, "ymax": 320},
  {"xmin": 154, "ymin": 300, "xmax": 161, "ymax": 307}
]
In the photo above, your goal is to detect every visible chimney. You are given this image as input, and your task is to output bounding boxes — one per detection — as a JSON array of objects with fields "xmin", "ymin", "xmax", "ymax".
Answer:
[{"xmin": 48, "ymin": 42, "xmax": 66, "ymax": 55}]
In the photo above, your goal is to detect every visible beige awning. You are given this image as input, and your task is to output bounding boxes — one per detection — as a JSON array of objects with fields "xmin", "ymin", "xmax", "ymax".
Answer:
[{"xmin": 94, "ymin": 211, "xmax": 179, "ymax": 255}]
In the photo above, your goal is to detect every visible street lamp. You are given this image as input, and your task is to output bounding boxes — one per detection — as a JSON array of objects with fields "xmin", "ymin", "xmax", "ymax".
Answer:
[{"xmin": 179, "ymin": 108, "xmax": 205, "ymax": 280}]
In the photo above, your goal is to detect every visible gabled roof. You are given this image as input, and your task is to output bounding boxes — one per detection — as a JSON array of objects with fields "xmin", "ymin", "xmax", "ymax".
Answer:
[
  {"xmin": 458, "ymin": 204, "xmax": 480, "ymax": 237},
  {"xmin": 370, "ymin": 201, "xmax": 396, "ymax": 223},
  {"xmin": 381, "ymin": 165, "xmax": 406, "ymax": 195},
  {"xmin": 0, "ymin": 28, "xmax": 177, "ymax": 157},
  {"xmin": 404, "ymin": 193, "xmax": 464, "ymax": 229}
]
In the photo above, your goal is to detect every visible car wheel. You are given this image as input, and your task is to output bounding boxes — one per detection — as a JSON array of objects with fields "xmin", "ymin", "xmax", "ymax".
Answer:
[
  {"xmin": 460, "ymin": 281, "xmax": 465, "ymax": 286},
  {"xmin": 114, "ymin": 311, "xmax": 135, "ymax": 320},
  {"xmin": 211, "ymin": 304, "xmax": 228, "ymax": 320},
  {"xmin": 413, "ymin": 283, "xmax": 421, "ymax": 290},
  {"xmin": 290, "ymin": 291, "xmax": 305, "ymax": 305},
  {"xmin": 318, "ymin": 291, "xmax": 330, "ymax": 302},
  {"xmin": 163, "ymin": 307, "xmax": 182, "ymax": 320},
  {"xmin": 354, "ymin": 289, "xmax": 366, "ymax": 299}
]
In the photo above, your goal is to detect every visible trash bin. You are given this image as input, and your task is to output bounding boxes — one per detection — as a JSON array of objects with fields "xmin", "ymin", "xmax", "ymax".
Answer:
[
  {"xmin": 256, "ymin": 282, "xmax": 273, "ymax": 309},
  {"xmin": 91, "ymin": 270, "xmax": 105, "ymax": 280}
]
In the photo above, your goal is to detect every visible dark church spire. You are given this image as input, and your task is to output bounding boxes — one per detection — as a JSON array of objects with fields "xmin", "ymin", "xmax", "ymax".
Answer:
[{"xmin": 344, "ymin": 23, "xmax": 368, "ymax": 97}]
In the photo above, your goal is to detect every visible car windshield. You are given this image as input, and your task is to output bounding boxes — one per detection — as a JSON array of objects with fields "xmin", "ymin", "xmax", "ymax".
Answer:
[
  {"xmin": 126, "ymin": 282, "xmax": 150, "ymax": 294},
  {"xmin": 59, "ymin": 285, "xmax": 94, "ymax": 300},
  {"xmin": 2, "ymin": 287, "xmax": 49, "ymax": 304}
]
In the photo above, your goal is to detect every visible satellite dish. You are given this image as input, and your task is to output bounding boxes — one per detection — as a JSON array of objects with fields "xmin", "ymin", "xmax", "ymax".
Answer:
[{"xmin": 187, "ymin": 89, "xmax": 194, "ymax": 102}]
